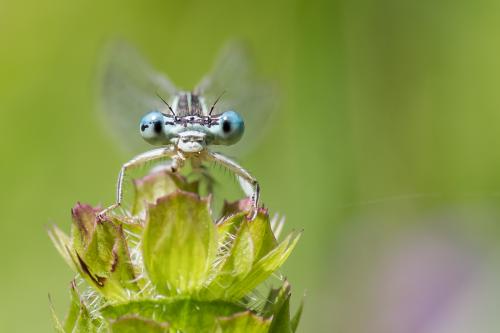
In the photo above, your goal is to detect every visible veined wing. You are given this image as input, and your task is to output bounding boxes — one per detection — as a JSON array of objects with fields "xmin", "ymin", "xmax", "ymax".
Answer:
[
  {"xmin": 196, "ymin": 41, "xmax": 277, "ymax": 157},
  {"xmin": 98, "ymin": 41, "xmax": 177, "ymax": 154}
]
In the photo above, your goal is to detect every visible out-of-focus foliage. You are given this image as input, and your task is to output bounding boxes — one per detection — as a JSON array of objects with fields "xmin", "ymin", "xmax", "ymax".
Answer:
[{"xmin": 2, "ymin": 0, "xmax": 500, "ymax": 332}]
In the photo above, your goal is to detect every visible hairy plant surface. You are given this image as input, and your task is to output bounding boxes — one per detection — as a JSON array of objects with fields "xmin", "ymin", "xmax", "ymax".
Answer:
[{"xmin": 49, "ymin": 171, "xmax": 302, "ymax": 333}]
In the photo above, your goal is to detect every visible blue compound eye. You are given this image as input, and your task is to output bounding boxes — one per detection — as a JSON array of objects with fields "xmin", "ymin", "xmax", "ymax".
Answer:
[
  {"xmin": 212, "ymin": 110, "xmax": 245, "ymax": 145},
  {"xmin": 139, "ymin": 111, "xmax": 166, "ymax": 145}
]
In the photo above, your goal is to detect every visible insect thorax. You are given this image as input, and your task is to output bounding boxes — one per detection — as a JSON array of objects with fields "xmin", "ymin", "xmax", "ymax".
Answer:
[{"xmin": 172, "ymin": 92, "xmax": 207, "ymax": 117}]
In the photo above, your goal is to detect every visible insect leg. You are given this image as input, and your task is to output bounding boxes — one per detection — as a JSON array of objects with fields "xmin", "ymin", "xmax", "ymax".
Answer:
[
  {"xmin": 98, "ymin": 146, "xmax": 177, "ymax": 219},
  {"xmin": 206, "ymin": 151, "xmax": 260, "ymax": 220}
]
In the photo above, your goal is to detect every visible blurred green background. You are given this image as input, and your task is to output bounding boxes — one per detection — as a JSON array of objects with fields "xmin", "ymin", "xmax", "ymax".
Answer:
[{"xmin": 2, "ymin": 0, "xmax": 500, "ymax": 332}]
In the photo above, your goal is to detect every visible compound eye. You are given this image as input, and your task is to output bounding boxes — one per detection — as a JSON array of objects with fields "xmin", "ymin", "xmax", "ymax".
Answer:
[
  {"xmin": 213, "ymin": 110, "xmax": 244, "ymax": 145},
  {"xmin": 139, "ymin": 111, "xmax": 165, "ymax": 145}
]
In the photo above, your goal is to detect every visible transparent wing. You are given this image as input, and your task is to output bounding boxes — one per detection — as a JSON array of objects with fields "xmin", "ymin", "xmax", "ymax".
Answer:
[
  {"xmin": 196, "ymin": 41, "xmax": 277, "ymax": 157},
  {"xmin": 98, "ymin": 41, "xmax": 177, "ymax": 154}
]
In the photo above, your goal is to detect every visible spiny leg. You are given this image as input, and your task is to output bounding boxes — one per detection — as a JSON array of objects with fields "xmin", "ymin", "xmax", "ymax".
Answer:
[
  {"xmin": 98, "ymin": 146, "xmax": 178, "ymax": 219},
  {"xmin": 206, "ymin": 151, "xmax": 260, "ymax": 220}
]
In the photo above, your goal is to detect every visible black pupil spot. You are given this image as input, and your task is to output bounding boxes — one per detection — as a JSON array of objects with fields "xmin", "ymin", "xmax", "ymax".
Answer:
[
  {"xmin": 222, "ymin": 120, "xmax": 231, "ymax": 133},
  {"xmin": 153, "ymin": 121, "xmax": 162, "ymax": 134}
]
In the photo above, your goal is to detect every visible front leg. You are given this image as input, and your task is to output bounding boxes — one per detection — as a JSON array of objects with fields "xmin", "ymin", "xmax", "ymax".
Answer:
[
  {"xmin": 98, "ymin": 146, "xmax": 178, "ymax": 219},
  {"xmin": 206, "ymin": 151, "xmax": 260, "ymax": 220}
]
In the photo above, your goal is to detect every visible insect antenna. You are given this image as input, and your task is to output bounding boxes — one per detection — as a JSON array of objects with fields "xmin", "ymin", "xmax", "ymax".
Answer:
[
  {"xmin": 209, "ymin": 91, "xmax": 226, "ymax": 115},
  {"xmin": 156, "ymin": 91, "xmax": 175, "ymax": 116}
]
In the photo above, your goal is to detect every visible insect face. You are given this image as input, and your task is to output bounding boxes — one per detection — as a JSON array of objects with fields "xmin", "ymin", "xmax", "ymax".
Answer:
[
  {"xmin": 139, "ymin": 109, "xmax": 245, "ymax": 149},
  {"xmin": 177, "ymin": 131, "xmax": 207, "ymax": 153}
]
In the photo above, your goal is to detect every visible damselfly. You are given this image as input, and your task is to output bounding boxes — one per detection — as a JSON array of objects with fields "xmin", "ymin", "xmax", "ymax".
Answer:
[{"xmin": 98, "ymin": 42, "xmax": 274, "ymax": 220}]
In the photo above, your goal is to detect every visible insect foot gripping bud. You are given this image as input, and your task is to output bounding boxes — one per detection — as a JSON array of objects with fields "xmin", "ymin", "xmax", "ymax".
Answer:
[{"xmin": 48, "ymin": 171, "xmax": 303, "ymax": 333}]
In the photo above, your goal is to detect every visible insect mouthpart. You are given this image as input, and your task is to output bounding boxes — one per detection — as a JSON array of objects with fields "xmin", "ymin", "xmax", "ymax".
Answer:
[{"xmin": 176, "ymin": 131, "xmax": 207, "ymax": 153}]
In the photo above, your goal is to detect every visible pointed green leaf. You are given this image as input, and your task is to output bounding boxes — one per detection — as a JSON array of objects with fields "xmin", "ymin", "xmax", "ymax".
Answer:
[
  {"xmin": 217, "ymin": 212, "xmax": 277, "ymax": 262},
  {"xmin": 208, "ymin": 213, "xmax": 278, "ymax": 299},
  {"xmin": 64, "ymin": 283, "xmax": 102, "ymax": 333},
  {"xmin": 110, "ymin": 224, "xmax": 140, "ymax": 292},
  {"xmin": 215, "ymin": 311, "xmax": 271, "ymax": 333},
  {"xmin": 290, "ymin": 298, "xmax": 304, "ymax": 333},
  {"xmin": 72, "ymin": 219, "xmax": 139, "ymax": 301},
  {"xmin": 102, "ymin": 299, "xmax": 245, "ymax": 333},
  {"xmin": 71, "ymin": 203, "xmax": 99, "ymax": 254},
  {"xmin": 227, "ymin": 224, "xmax": 254, "ymax": 277},
  {"xmin": 63, "ymin": 282, "xmax": 82, "ymax": 332},
  {"xmin": 269, "ymin": 297, "xmax": 292, "ymax": 333},
  {"xmin": 110, "ymin": 315, "xmax": 170, "ymax": 333},
  {"xmin": 225, "ymin": 231, "xmax": 301, "ymax": 299},
  {"xmin": 73, "ymin": 301, "xmax": 98, "ymax": 333},
  {"xmin": 83, "ymin": 219, "xmax": 118, "ymax": 275},
  {"xmin": 132, "ymin": 171, "xmax": 198, "ymax": 216},
  {"xmin": 262, "ymin": 288, "xmax": 281, "ymax": 318},
  {"xmin": 48, "ymin": 225, "xmax": 75, "ymax": 270},
  {"xmin": 142, "ymin": 191, "xmax": 217, "ymax": 295},
  {"xmin": 48, "ymin": 295, "xmax": 65, "ymax": 333},
  {"xmin": 246, "ymin": 214, "xmax": 278, "ymax": 262},
  {"xmin": 216, "ymin": 213, "xmax": 246, "ymax": 245},
  {"xmin": 262, "ymin": 281, "xmax": 291, "ymax": 318},
  {"xmin": 206, "ymin": 221, "xmax": 255, "ymax": 298}
]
